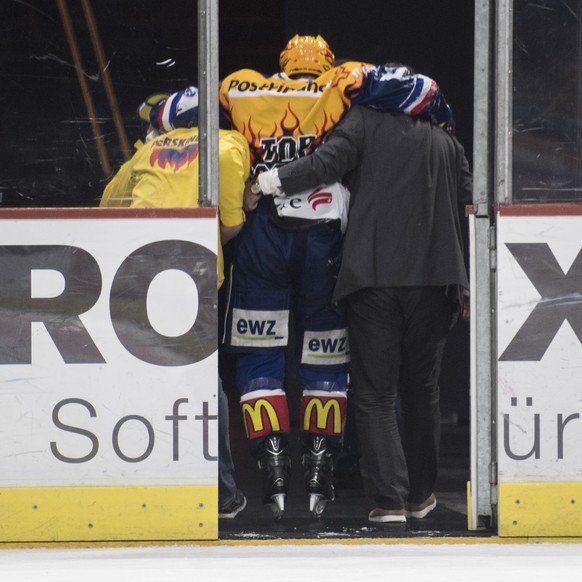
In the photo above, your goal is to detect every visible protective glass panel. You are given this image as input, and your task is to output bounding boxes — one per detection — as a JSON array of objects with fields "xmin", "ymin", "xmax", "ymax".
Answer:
[
  {"xmin": 1, "ymin": 1, "xmax": 281, "ymax": 209},
  {"xmin": 512, "ymin": 0, "xmax": 582, "ymax": 203}
]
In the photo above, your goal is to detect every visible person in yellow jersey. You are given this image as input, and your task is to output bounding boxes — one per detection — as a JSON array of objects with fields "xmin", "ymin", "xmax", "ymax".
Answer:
[
  {"xmin": 101, "ymin": 86, "xmax": 250, "ymax": 518},
  {"xmin": 101, "ymin": 87, "xmax": 249, "ymax": 289},
  {"xmin": 149, "ymin": 36, "xmax": 455, "ymax": 520}
]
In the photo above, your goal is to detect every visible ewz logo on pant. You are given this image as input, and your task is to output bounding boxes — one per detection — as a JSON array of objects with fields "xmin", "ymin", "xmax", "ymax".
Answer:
[
  {"xmin": 301, "ymin": 329, "xmax": 350, "ymax": 366},
  {"xmin": 230, "ymin": 308, "xmax": 349, "ymax": 366},
  {"xmin": 231, "ymin": 308, "xmax": 289, "ymax": 347}
]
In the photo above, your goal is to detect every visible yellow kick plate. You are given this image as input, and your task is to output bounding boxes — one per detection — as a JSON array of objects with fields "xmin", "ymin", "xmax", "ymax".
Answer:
[
  {"xmin": 0, "ymin": 485, "xmax": 217, "ymax": 542},
  {"xmin": 499, "ymin": 482, "xmax": 582, "ymax": 537}
]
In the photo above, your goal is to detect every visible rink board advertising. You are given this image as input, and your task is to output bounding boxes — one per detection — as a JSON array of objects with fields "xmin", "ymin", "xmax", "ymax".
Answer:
[
  {"xmin": 0, "ymin": 208, "xmax": 219, "ymax": 542},
  {"xmin": 497, "ymin": 206, "xmax": 582, "ymax": 537}
]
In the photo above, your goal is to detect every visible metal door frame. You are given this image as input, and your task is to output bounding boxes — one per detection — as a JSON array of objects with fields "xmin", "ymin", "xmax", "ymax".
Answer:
[{"xmin": 470, "ymin": 0, "xmax": 512, "ymax": 530}]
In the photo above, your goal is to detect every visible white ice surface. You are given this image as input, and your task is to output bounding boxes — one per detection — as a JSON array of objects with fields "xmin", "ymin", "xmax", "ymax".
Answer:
[{"xmin": 0, "ymin": 542, "xmax": 581, "ymax": 582}]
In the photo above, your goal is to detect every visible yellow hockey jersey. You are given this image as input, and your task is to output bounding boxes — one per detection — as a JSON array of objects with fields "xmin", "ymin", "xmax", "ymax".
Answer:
[
  {"xmin": 219, "ymin": 62, "xmax": 369, "ymax": 174},
  {"xmin": 100, "ymin": 128, "xmax": 250, "ymax": 287}
]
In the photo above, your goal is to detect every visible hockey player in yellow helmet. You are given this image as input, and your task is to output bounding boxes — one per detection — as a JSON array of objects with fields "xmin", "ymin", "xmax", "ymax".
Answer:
[
  {"xmin": 279, "ymin": 34, "xmax": 335, "ymax": 78},
  {"xmin": 150, "ymin": 35, "xmax": 455, "ymax": 522}
]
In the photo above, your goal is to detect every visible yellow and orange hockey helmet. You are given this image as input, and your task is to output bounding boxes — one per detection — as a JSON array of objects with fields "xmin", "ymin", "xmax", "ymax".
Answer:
[{"xmin": 279, "ymin": 34, "xmax": 335, "ymax": 78}]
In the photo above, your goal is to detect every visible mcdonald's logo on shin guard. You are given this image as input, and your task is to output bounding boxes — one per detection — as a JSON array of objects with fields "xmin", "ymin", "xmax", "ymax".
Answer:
[
  {"xmin": 300, "ymin": 393, "xmax": 347, "ymax": 436},
  {"xmin": 240, "ymin": 390, "xmax": 290, "ymax": 439}
]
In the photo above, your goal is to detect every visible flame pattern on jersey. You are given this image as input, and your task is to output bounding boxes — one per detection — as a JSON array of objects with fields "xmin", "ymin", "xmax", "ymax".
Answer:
[
  {"xmin": 149, "ymin": 142, "xmax": 199, "ymax": 172},
  {"xmin": 218, "ymin": 62, "xmax": 453, "ymax": 175}
]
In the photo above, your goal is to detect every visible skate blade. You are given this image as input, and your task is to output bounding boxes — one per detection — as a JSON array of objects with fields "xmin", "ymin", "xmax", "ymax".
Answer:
[
  {"xmin": 309, "ymin": 493, "xmax": 328, "ymax": 517},
  {"xmin": 269, "ymin": 493, "xmax": 285, "ymax": 521}
]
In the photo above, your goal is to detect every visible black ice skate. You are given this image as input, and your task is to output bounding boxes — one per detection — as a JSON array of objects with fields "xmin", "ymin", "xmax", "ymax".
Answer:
[
  {"xmin": 257, "ymin": 435, "xmax": 291, "ymax": 520},
  {"xmin": 303, "ymin": 434, "xmax": 335, "ymax": 517}
]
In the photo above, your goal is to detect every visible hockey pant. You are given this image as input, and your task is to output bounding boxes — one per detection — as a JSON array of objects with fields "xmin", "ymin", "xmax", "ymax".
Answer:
[{"xmin": 223, "ymin": 205, "xmax": 349, "ymax": 455}]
